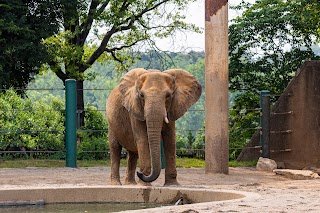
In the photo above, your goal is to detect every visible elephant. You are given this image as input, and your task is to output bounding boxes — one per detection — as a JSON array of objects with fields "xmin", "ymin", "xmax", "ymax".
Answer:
[{"xmin": 106, "ymin": 68, "xmax": 201, "ymax": 185}]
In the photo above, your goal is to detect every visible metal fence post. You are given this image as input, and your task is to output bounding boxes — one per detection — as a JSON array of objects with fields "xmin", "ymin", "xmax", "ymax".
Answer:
[
  {"xmin": 65, "ymin": 79, "xmax": 77, "ymax": 168},
  {"xmin": 161, "ymin": 140, "xmax": 166, "ymax": 169},
  {"xmin": 260, "ymin": 90, "xmax": 270, "ymax": 158}
]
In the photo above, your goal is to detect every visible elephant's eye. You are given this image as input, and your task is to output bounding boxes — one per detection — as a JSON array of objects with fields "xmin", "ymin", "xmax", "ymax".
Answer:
[
  {"xmin": 139, "ymin": 92, "xmax": 145, "ymax": 99},
  {"xmin": 166, "ymin": 92, "xmax": 172, "ymax": 99}
]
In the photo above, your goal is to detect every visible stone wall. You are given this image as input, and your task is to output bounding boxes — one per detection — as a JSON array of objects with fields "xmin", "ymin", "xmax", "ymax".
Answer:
[{"xmin": 237, "ymin": 61, "xmax": 320, "ymax": 169}]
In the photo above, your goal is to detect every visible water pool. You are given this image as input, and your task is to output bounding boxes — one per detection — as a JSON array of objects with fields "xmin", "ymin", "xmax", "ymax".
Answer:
[{"xmin": 0, "ymin": 203, "xmax": 166, "ymax": 213}]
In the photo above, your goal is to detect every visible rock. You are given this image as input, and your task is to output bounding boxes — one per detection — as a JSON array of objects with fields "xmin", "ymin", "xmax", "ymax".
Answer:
[
  {"xmin": 276, "ymin": 161, "xmax": 286, "ymax": 169},
  {"xmin": 181, "ymin": 210, "xmax": 199, "ymax": 213},
  {"xmin": 273, "ymin": 169, "xmax": 320, "ymax": 180},
  {"xmin": 302, "ymin": 166, "xmax": 320, "ymax": 175},
  {"xmin": 256, "ymin": 157, "xmax": 277, "ymax": 172}
]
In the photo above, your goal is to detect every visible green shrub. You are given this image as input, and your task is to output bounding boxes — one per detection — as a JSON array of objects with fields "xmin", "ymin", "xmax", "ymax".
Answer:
[
  {"xmin": 77, "ymin": 106, "xmax": 109, "ymax": 160},
  {"xmin": 0, "ymin": 90, "xmax": 110, "ymax": 160},
  {"xmin": 0, "ymin": 90, "xmax": 64, "ymax": 151},
  {"xmin": 77, "ymin": 136, "xmax": 109, "ymax": 160}
]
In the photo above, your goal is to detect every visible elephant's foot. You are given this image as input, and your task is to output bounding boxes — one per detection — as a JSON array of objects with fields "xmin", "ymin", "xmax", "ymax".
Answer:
[
  {"xmin": 164, "ymin": 179, "xmax": 180, "ymax": 186},
  {"xmin": 124, "ymin": 178, "xmax": 137, "ymax": 185},
  {"xmin": 138, "ymin": 180, "xmax": 152, "ymax": 186},
  {"xmin": 111, "ymin": 180, "xmax": 122, "ymax": 185},
  {"xmin": 110, "ymin": 177, "xmax": 122, "ymax": 185}
]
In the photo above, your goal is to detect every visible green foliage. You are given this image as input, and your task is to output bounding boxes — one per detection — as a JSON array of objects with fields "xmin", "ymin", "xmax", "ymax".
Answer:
[
  {"xmin": 0, "ymin": 90, "xmax": 109, "ymax": 161},
  {"xmin": 229, "ymin": 92, "xmax": 260, "ymax": 160},
  {"xmin": 229, "ymin": 0, "xmax": 320, "ymax": 94},
  {"xmin": 176, "ymin": 131, "xmax": 197, "ymax": 150},
  {"xmin": 0, "ymin": 0, "xmax": 61, "ymax": 89},
  {"xmin": 192, "ymin": 125, "xmax": 205, "ymax": 150},
  {"xmin": 80, "ymin": 106, "xmax": 108, "ymax": 137},
  {"xmin": 228, "ymin": 0, "xmax": 320, "ymax": 160},
  {"xmin": 77, "ymin": 106, "xmax": 109, "ymax": 160},
  {"xmin": 42, "ymin": 31, "xmax": 86, "ymax": 79},
  {"xmin": 39, "ymin": 0, "xmax": 201, "ymax": 106},
  {"xmin": 39, "ymin": 0, "xmax": 201, "ymax": 127},
  {"xmin": 0, "ymin": 90, "xmax": 65, "ymax": 151}
]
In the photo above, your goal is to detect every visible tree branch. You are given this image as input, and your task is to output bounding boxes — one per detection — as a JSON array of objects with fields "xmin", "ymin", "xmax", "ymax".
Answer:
[
  {"xmin": 86, "ymin": 26, "xmax": 117, "ymax": 65},
  {"xmin": 86, "ymin": 1, "xmax": 130, "ymax": 65},
  {"xmin": 85, "ymin": 0, "xmax": 170, "ymax": 66},
  {"xmin": 78, "ymin": 1, "xmax": 112, "ymax": 47},
  {"xmin": 79, "ymin": 0, "xmax": 100, "ymax": 46},
  {"xmin": 96, "ymin": 0, "xmax": 110, "ymax": 16},
  {"xmin": 134, "ymin": 0, "xmax": 170, "ymax": 22},
  {"xmin": 47, "ymin": 61, "xmax": 67, "ymax": 82},
  {"xmin": 56, "ymin": 69, "xmax": 67, "ymax": 83},
  {"xmin": 119, "ymin": 0, "xmax": 170, "ymax": 31},
  {"xmin": 105, "ymin": 39, "xmax": 144, "ymax": 53},
  {"xmin": 110, "ymin": 51, "xmax": 123, "ymax": 63}
]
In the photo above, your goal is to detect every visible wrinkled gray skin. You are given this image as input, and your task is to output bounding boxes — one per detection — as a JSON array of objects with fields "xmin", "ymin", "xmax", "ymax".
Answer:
[{"xmin": 106, "ymin": 68, "xmax": 201, "ymax": 185}]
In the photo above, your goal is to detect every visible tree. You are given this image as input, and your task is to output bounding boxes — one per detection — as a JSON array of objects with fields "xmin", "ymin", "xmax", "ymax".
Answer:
[
  {"xmin": 43, "ymin": 0, "xmax": 200, "ymax": 127},
  {"xmin": 228, "ymin": 0, "xmax": 320, "ymax": 157},
  {"xmin": 229, "ymin": 0, "xmax": 320, "ymax": 94},
  {"xmin": 0, "ymin": 0, "xmax": 61, "ymax": 90}
]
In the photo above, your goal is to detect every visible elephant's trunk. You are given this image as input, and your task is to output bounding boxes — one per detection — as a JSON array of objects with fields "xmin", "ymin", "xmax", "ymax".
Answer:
[{"xmin": 136, "ymin": 105, "xmax": 164, "ymax": 182}]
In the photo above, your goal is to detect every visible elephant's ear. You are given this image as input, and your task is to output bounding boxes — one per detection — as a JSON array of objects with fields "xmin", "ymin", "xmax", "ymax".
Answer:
[
  {"xmin": 164, "ymin": 69, "xmax": 202, "ymax": 121},
  {"xmin": 119, "ymin": 68, "xmax": 148, "ymax": 121}
]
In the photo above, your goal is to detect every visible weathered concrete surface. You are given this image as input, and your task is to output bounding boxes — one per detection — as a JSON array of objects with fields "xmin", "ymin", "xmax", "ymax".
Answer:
[
  {"xmin": 2, "ymin": 167, "xmax": 320, "ymax": 212},
  {"xmin": 238, "ymin": 61, "xmax": 320, "ymax": 169},
  {"xmin": 274, "ymin": 169, "xmax": 320, "ymax": 180},
  {"xmin": 0, "ymin": 186, "xmax": 251, "ymax": 205}
]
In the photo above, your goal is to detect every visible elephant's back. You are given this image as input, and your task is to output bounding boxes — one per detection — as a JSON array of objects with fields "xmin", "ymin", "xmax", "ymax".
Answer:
[{"xmin": 106, "ymin": 85, "xmax": 121, "ymax": 117}]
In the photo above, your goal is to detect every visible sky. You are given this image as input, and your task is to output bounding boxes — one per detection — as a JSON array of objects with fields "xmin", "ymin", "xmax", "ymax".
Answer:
[{"xmin": 156, "ymin": 0, "xmax": 256, "ymax": 52}]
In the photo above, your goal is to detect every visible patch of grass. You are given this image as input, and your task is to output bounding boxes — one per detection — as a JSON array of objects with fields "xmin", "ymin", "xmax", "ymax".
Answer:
[
  {"xmin": 229, "ymin": 160, "xmax": 257, "ymax": 167},
  {"xmin": 176, "ymin": 158, "xmax": 205, "ymax": 168},
  {"xmin": 78, "ymin": 159, "xmax": 127, "ymax": 167},
  {"xmin": 0, "ymin": 159, "xmax": 256, "ymax": 168},
  {"xmin": 176, "ymin": 159, "xmax": 256, "ymax": 168},
  {"xmin": 0, "ymin": 159, "xmax": 65, "ymax": 168}
]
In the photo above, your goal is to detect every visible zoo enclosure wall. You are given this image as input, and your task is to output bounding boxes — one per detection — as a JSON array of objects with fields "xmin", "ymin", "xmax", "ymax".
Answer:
[{"xmin": 237, "ymin": 61, "xmax": 320, "ymax": 169}]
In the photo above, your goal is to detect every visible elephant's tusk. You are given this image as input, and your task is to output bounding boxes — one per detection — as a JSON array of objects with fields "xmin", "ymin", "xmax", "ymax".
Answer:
[{"xmin": 165, "ymin": 117, "xmax": 169, "ymax": 124}]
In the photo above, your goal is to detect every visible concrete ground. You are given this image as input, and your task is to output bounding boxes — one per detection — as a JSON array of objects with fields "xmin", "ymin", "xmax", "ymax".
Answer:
[{"xmin": 0, "ymin": 167, "xmax": 320, "ymax": 212}]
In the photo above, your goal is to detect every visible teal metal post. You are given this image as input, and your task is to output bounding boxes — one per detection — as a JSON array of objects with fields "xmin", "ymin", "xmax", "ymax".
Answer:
[
  {"xmin": 260, "ymin": 90, "xmax": 270, "ymax": 158},
  {"xmin": 161, "ymin": 140, "xmax": 166, "ymax": 169},
  {"xmin": 65, "ymin": 79, "xmax": 77, "ymax": 168}
]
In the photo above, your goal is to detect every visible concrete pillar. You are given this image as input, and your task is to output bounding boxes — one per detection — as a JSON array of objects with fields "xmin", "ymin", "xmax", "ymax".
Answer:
[{"xmin": 205, "ymin": 0, "xmax": 229, "ymax": 174}]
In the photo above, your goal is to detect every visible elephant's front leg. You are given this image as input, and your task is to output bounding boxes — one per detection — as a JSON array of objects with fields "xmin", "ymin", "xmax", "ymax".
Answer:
[
  {"xmin": 162, "ymin": 121, "xmax": 179, "ymax": 186},
  {"xmin": 125, "ymin": 151, "xmax": 138, "ymax": 185}
]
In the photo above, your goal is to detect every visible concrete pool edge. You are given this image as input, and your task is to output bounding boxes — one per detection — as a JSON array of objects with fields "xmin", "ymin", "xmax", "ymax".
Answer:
[{"xmin": 0, "ymin": 186, "xmax": 260, "ymax": 212}]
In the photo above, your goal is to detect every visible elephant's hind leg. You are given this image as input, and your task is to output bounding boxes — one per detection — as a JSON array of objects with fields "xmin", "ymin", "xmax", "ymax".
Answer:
[
  {"xmin": 125, "ymin": 151, "xmax": 138, "ymax": 185},
  {"xmin": 110, "ymin": 142, "xmax": 122, "ymax": 185}
]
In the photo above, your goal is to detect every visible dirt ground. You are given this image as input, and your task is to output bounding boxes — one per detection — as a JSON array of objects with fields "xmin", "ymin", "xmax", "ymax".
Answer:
[{"xmin": 1, "ymin": 167, "xmax": 320, "ymax": 212}]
